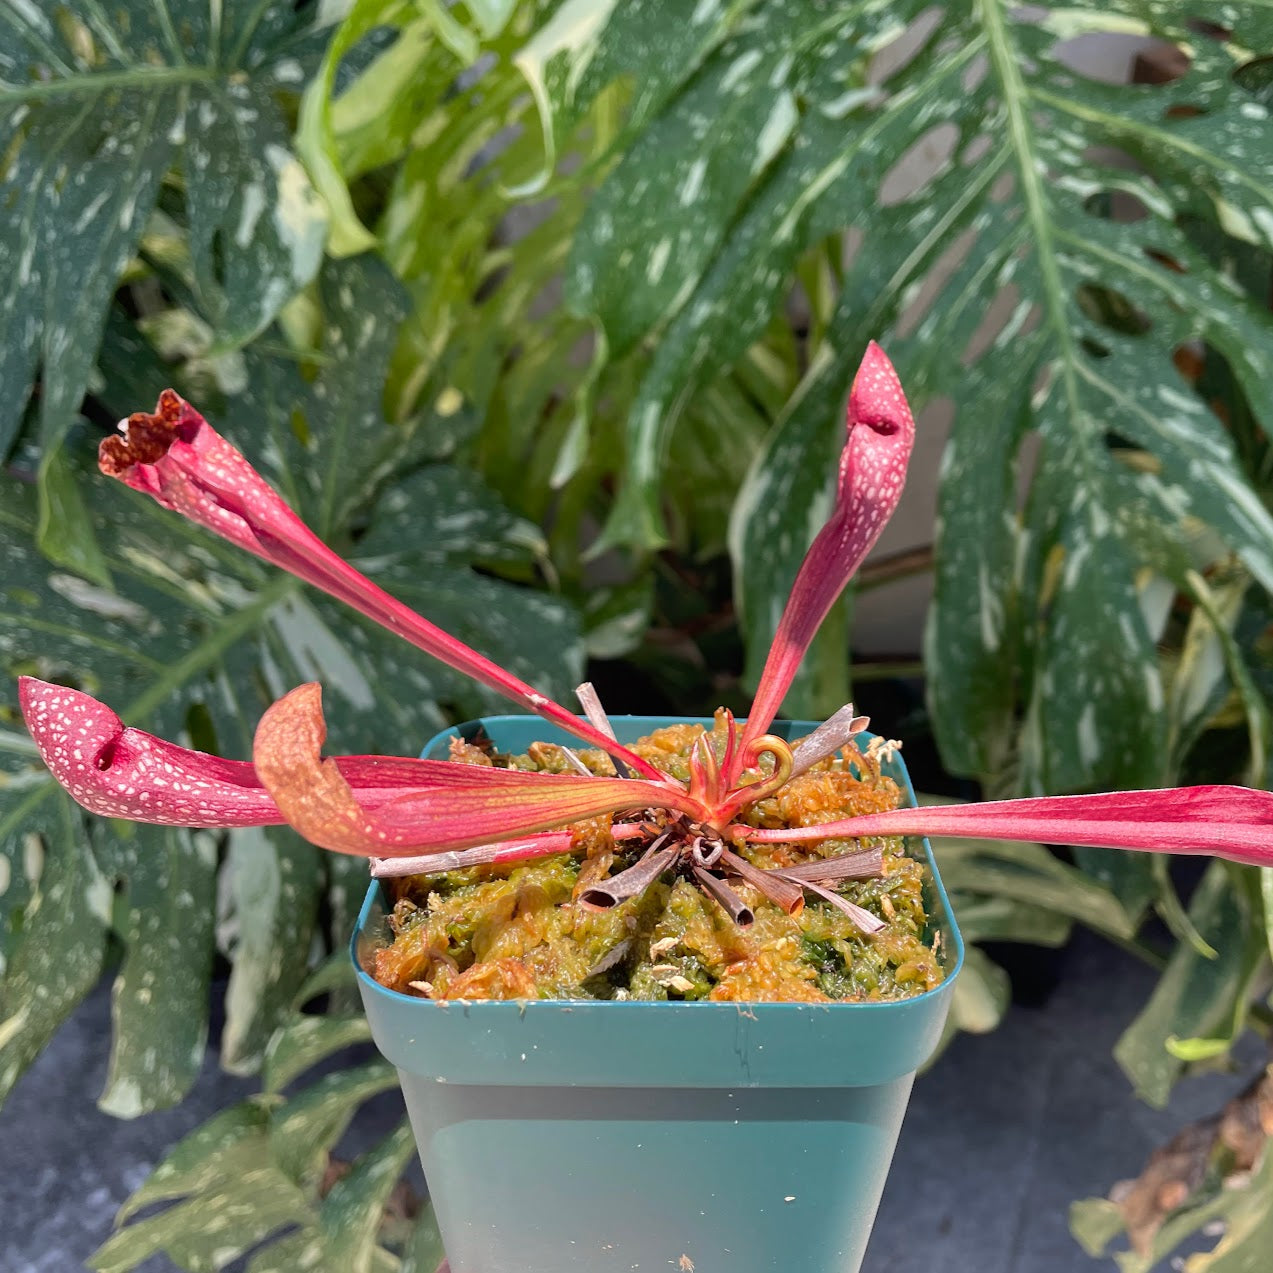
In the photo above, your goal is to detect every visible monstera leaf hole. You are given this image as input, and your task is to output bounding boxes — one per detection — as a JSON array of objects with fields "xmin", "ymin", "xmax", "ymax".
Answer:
[{"xmin": 1051, "ymin": 34, "xmax": 1191, "ymax": 87}]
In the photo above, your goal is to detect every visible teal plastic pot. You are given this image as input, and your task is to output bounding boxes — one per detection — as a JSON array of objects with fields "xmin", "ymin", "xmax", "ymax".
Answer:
[{"xmin": 353, "ymin": 716, "xmax": 963, "ymax": 1273}]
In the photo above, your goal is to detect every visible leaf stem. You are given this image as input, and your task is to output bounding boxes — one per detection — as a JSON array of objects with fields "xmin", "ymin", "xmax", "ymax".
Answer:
[
  {"xmin": 0, "ymin": 65, "xmax": 216, "ymax": 104},
  {"xmin": 123, "ymin": 574, "xmax": 297, "ymax": 723},
  {"xmin": 977, "ymin": 0, "xmax": 1082, "ymax": 421},
  {"xmin": 856, "ymin": 544, "xmax": 933, "ymax": 591}
]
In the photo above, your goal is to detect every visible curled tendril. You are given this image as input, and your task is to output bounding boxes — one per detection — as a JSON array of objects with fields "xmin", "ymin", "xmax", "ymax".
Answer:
[
  {"xmin": 707, "ymin": 735, "xmax": 794, "ymax": 828},
  {"xmin": 741, "ymin": 735, "xmax": 794, "ymax": 799}
]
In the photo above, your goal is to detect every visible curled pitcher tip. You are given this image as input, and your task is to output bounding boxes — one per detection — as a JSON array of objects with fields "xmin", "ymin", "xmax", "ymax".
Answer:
[
  {"xmin": 848, "ymin": 342, "xmax": 915, "ymax": 441},
  {"xmin": 18, "ymin": 675, "xmax": 284, "ymax": 827},
  {"xmin": 736, "ymin": 341, "xmax": 917, "ymax": 756}
]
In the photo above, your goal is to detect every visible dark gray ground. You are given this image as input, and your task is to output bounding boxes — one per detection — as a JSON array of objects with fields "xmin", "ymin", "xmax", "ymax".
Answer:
[{"xmin": 2, "ymin": 929, "xmax": 1261, "ymax": 1273}]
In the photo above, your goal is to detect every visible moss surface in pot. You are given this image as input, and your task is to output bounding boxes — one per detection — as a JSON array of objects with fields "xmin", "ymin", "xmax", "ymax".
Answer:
[{"xmin": 373, "ymin": 715, "xmax": 944, "ymax": 1004}]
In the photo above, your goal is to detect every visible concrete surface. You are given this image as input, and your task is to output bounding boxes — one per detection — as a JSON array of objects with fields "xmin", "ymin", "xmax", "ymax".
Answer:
[{"xmin": 1, "ymin": 930, "xmax": 1261, "ymax": 1272}]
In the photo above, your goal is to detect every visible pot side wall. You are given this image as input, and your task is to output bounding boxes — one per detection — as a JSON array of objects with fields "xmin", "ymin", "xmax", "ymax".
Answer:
[{"xmin": 400, "ymin": 1075, "xmax": 915, "ymax": 1273}]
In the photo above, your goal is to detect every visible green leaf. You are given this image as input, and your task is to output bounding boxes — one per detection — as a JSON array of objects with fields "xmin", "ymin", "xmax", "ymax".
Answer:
[
  {"xmin": 1068, "ymin": 1198, "xmax": 1125, "ymax": 1260},
  {"xmin": 582, "ymin": 576, "xmax": 655, "ymax": 660},
  {"xmin": 1163, "ymin": 1034, "xmax": 1231, "ymax": 1062},
  {"xmin": 244, "ymin": 1231, "xmax": 326, "ymax": 1273},
  {"xmin": 566, "ymin": 18, "xmax": 799, "ymax": 356},
  {"xmin": 949, "ymin": 945, "xmax": 1011, "ymax": 1034},
  {"xmin": 118, "ymin": 1099, "xmax": 274, "ymax": 1216},
  {"xmin": 598, "ymin": 0, "xmax": 989, "ymax": 548},
  {"xmin": 1115, "ymin": 862, "xmax": 1267, "ymax": 1107},
  {"xmin": 1168, "ymin": 572, "xmax": 1253, "ymax": 776},
  {"xmin": 1020, "ymin": 484, "xmax": 1167, "ymax": 792},
  {"xmin": 97, "ymin": 825, "xmax": 218, "ymax": 1117},
  {"xmin": 264, "ymin": 1013, "xmax": 374, "ymax": 1095},
  {"xmin": 0, "ymin": 0, "xmax": 331, "ymax": 564},
  {"xmin": 292, "ymin": 953, "xmax": 360, "ymax": 1008},
  {"xmin": 297, "ymin": 0, "xmax": 408, "ymax": 257},
  {"xmin": 921, "ymin": 351, "xmax": 1031, "ymax": 778},
  {"xmin": 1072, "ymin": 1166, "xmax": 1255, "ymax": 1273},
  {"xmin": 342, "ymin": 549, "xmax": 583, "ymax": 713},
  {"xmin": 90, "ymin": 1166, "xmax": 311, "ymax": 1273},
  {"xmin": 245, "ymin": 1229, "xmax": 402, "ymax": 1273},
  {"xmin": 946, "ymin": 894, "xmax": 1072, "ymax": 948},
  {"xmin": 318, "ymin": 1120, "xmax": 417, "ymax": 1273},
  {"xmin": 324, "ymin": 854, "xmax": 379, "ymax": 999},
  {"xmin": 1184, "ymin": 570, "xmax": 1273, "ymax": 789},
  {"xmin": 922, "ymin": 5, "xmax": 1273, "ymax": 787},
  {"xmin": 237, "ymin": 254, "xmax": 411, "ymax": 539},
  {"xmin": 419, "ymin": 0, "xmax": 481, "ymax": 63},
  {"xmin": 466, "ymin": 0, "xmax": 518, "ymax": 40},
  {"xmin": 0, "ymin": 785, "xmax": 108, "ymax": 1104},
  {"xmin": 102, "ymin": 1081, "xmax": 421, "ymax": 1273},
  {"xmin": 37, "ymin": 442, "xmax": 112, "ymax": 587},
  {"xmin": 356, "ymin": 467, "xmax": 550, "ymax": 574},
  {"xmin": 1069, "ymin": 846, "xmax": 1159, "ymax": 931},
  {"xmin": 1125, "ymin": 1193, "xmax": 1236, "ymax": 1273},
  {"xmin": 1152, "ymin": 854, "xmax": 1219, "ymax": 962},
  {"xmin": 329, "ymin": 16, "xmax": 459, "ymax": 182},
  {"xmin": 220, "ymin": 827, "xmax": 322, "ymax": 1076},
  {"xmin": 927, "ymin": 814, "xmax": 1138, "ymax": 941},
  {"xmin": 1185, "ymin": 1147, "xmax": 1273, "ymax": 1272},
  {"xmin": 512, "ymin": 0, "xmax": 730, "ymax": 197},
  {"xmin": 400, "ymin": 1203, "xmax": 447, "ymax": 1273},
  {"xmin": 115, "ymin": 1099, "xmax": 272, "ymax": 1224},
  {"xmin": 268, "ymin": 1058, "xmax": 399, "ymax": 1186},
  {"xmin": 666, "ymin": 364, "xmax": 787, "ymax": 558}
]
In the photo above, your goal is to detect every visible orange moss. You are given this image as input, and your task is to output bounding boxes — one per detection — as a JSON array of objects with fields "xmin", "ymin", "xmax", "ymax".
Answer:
[{"xmin": 372, "ymin": 724, "xmax": 945, "ymax": 1003}]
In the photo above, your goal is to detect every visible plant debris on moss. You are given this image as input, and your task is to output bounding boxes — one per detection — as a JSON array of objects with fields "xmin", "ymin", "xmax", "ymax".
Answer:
[{"xmin": 373, "ymin": 719, "xmax": 944, "ymax": 1003}]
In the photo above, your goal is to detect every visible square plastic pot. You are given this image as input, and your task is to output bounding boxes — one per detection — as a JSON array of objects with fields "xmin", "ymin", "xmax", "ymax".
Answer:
[{"xmin": 353, "ymin": 715, "xmax": 964, "ymax": 1273}]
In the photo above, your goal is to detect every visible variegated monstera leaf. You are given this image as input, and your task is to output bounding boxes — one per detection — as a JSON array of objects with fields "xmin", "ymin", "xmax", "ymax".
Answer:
[
  {"xmin": 531, "ymin": 0, "xmax": 1273, "ymax": 793},
  {"xmin": 0, "ymin": 0, "xmax": 333, "ymax": 580}
]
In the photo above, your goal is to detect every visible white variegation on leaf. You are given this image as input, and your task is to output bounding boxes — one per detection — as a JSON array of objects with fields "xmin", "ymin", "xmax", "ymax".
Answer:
[
  {"xmin": 0, "ymin": 0, "xmax": 334, "ymax": 576},
  {"xmin": 535, "ymin": 0, "xmax": 1273, "ymax": 793},
  {"xmin": 0, "ymin": 258, "xmax": 584, "ymax": 1116}
]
